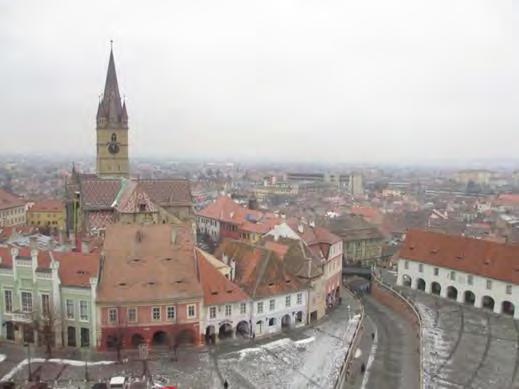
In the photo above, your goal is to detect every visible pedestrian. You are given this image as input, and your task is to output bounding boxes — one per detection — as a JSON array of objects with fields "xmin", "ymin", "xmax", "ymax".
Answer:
[
  {"xmin": 224, "ymin": 379, "xmax": 229, "ymax": 388},
  {"xmin": 361, "ymin": 362, "xmax": 366, "ymax": 374},
  {"xmin": 371, "ymin": 332, "xmax": 375, "ymax": 340}
]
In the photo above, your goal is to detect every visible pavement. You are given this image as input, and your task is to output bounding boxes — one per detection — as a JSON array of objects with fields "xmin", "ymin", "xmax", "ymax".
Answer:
[
  {"xmin": 343, "ymin": 294, "xmax": 420, "ymax": 389},
  {"xmin": 396, "ymin": 286, "xmax": 519, "ymax": 389},
  {"xmin": 0, "ymin": 290, "xmax": 361, "ymax": 388}
]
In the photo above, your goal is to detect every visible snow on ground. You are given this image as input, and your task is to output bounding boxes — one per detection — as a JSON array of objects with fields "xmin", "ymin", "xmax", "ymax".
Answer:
[
  {"xmin": 0, "ymin": 354, "xmax": 5, "ymax": 363},
  {"xmin": 360, "ymin": 329, "xmax": 377, "ymax": 389},
  {"xmin": 415, "ymin": 302, "xmax": 451, "ymax": 386},
  {"xmin": 218, "ymin": 314, "xmax": 360, "ymax": 389},
  {"xmin": 0, "ymin": 357, "xmax": 115, "ymax": 382}
]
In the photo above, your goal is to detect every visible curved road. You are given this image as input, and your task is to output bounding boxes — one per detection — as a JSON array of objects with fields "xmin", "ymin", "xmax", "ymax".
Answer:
[{"xmin": 345, "ymin": 295, "xmax": 420, "ymax": 389}]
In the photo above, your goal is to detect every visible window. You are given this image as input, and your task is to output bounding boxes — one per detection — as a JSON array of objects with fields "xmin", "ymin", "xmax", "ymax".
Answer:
[
  {"xmin": 418, "ymin": 263, "xmax": 423, "ymax": 273},
  {"xmin": 269, "ymin": 299, "xmax": 275, "ymax": 311},
  {"xmin": 257, "ymin": 301, "xmax": 264, "ymax": 314},
  {"xmin": 67, "ymin": 326, "xmax": 76, "ymax": 347},
  {"xmin": 167, "ymin": 306, "xmax": 175, "ymax": 320},
  {"xmin": 268, "ymin": 317, "xmax": 275, "ymax": 326},
  {"xmin": 128, "ymin": 308, "xmax": 137, "ymax": 323},
  {"xmin": 80, "ymin": 301, "xmax": 88, "ymax": 321},
  {"xmin": 41, "ymin": 294, "xmax": 50, "ymax": 317},
  {"xmin": 434, "ymin": 268, "xmax": 439, "ymax": 276},
  {"xmin": 297, "ymin": 293, "xmax": 303, "ymax": 305},
  {"xmin": 66, "ymin": 299, "xmax": 74, "ymax": 319},
  {"xmin": 506, "ymin": 285, "xmax": 512, "ymax": 295},
  {"xmin": 209, "ymin": 306, "xmax": 216, "ymax": 319},
  {"xmin": 450, "ymin": 271, "xmax": 456, "ymax": 281},
  {"xmin": 225, "ymin": 305, "xmax": 232, "ymax": 316},
  {"xmin": 152, "ymin": 307, "xmax": 161, "ymax": 321},
  {"xmin": 187, "ymin": 304, "xmax": 196, "ymax": 318},
  {"xmin": 285, "ymin": 295, "xmax": 291, "ymax": 308},
  {"xmin": 486, "ymin": 280, "xmax": 492, "ymax": 290},
  {"xmin": 21, "ymin": 292, "xmax": 32, "ymax": 312},
  {"xmin": 240, "ymin": 303, "xmax": 246, "ymax": 314},
  {"xmin": 4, "ymin": 290, "xmax": 13, "ymax": 313},
  {"xmin": 80, "ymin": 328, "xmax": 90, "ymax": 348},
  {"xmin": 467, "ymin": 275, "xmax": 473, "ymax": 285},
  {"xmin": 108, "ymin": 308, "xmax": 117, "ymax": 324},
  {"xmin": 404, "ymin": 260, "xmax": 409, "ymax": 270}
]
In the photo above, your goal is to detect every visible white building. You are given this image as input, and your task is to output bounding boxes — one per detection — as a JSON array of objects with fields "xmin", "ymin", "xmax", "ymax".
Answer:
[{"xmin": 396, "ymin": 229, "xmax": 519, "ymax": 319}]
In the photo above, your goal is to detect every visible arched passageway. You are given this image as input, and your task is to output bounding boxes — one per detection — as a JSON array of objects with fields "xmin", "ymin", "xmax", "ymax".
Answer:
[
  {"xmin": 464, "ymin": 290, "xmax": 475, "ymax": 306},
  {"xmin": 131, "ymin": 333, "xmax": 145, "ymax": 348},
  {"xmin": 402, "ymin": 275, "xmax": 412, "ymax": 287},
  {"xmin": 281, "ymin": 314, "xmax": 291, "ymax": 330},
  {"xmin": 152, "ymin": 331, "xmax": 169, "ymax": 347},
  {"xmin": 218, "ymin": 323, "xmax": 233, "ymax": 340},
  {"xmin": 295, "ymin": 311, "xmax": 303, "ymax": 324},
  {"xmin": 502, "ymin": 301, "xmax": 515, "ymax": 316},
  {"xmin": 447, "ymin": 286, "xmax": 458, "ymax": 300},
  {"xmin": 416, "ymin": 278, "xmax": 426, "ymax": 291},
  {"xmin": 176, "ymin": 329, "xmax": 195, "ymax": 345},
  {"xmin": 482, "ymin": 296, "xmax": 495, "ymax": 311},
  {"xmin": 236, "ymin": 321, "xmax": 250, "ymax": 337},
  {"xmin": 205, "ymin": 325, "xmax": 216, "ymax": 344},
  {"xmin": 431, "ymin": 282, "xmax": 441, "ymax": 296}
]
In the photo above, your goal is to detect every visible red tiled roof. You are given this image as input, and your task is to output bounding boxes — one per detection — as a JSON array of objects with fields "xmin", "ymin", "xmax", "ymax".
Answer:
[
  {"xmin": 400, "ymin": 229, "xmax": 519, "ymax": 284},
  {"xmin": 28, "ymin": 199, "xmax": 64, "ymax": 213},
  {"xmin": 97, "ymin": 223, "xmax": 203, "ymax": 304},
  {"xmin": 196, "ymin": 248, "xmax": 249, "ymax": 305},
  {"xmin": 52, "ymin": 251, "xmax": 99, "ymax": 287},
  {"xmin": 198, "ymin": 196, "xmax": 281, "ymax": 234},
  {"xmin": 0, "ymin": 246, "xmax": 51, "ymax": 269},
  {"xmin": 496, "ymin": 194, "xmax": 519, "ymax": 206},
  {"xmin": 138, "ymin": 179, "xmax": 192, "ymax": 207},
  {"xmin": 215, "ymin": 240, "xmax": 305, "ymax": 299},
  {"xmin": 0, "ymin": 188, "xmax": 25, "ymax": 211},
  {"xmin": 81, "ymin": 178, "xmax": 122, "ymax": 210}
]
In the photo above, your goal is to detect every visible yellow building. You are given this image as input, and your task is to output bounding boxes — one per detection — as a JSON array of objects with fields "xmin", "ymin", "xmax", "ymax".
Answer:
[{"xmin": 27, "ymin": 199, "xmax": 66, "ymax": 231}]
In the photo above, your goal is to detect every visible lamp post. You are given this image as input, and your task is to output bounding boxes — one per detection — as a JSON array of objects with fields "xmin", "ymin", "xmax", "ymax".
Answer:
[{"xmin": 24, "ymin": 342, "xmax": 32, "ymax": 382}]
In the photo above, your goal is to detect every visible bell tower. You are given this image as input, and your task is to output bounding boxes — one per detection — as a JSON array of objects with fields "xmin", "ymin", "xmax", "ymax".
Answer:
[{"xmin": 96, "ymin": 43, "xmax": 129, "ymax": 178}]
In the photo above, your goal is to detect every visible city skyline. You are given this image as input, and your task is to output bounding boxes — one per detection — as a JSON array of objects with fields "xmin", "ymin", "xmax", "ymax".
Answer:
[{"xmin": 1, "ymin": 0, "xmax": 518, "ymax": 164}]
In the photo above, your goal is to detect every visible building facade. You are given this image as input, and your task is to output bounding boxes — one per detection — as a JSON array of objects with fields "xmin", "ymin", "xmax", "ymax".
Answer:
[
  {"xmin": 26, "ymin": 200, "xmax": 66, "ymax": 232},
  {"xmin": 0, "ymin": 246, "xmax": 99, "ymax": 349},
  {"xmin": 0, "ymin": 189, "xmax": 26, "ymax": 227},
  {"xmin": 95, "ymin": 223, "xmax": 203, "ymax": 349},
  {"xmin": 396, "ymin": 229, "xmax": 519, "ymax": 319}
]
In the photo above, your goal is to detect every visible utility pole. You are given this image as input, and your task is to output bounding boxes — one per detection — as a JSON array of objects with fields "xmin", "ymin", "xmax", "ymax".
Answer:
[{"xmin": 25, "ymin": 342, "xmax": 32, "ymax": 382}]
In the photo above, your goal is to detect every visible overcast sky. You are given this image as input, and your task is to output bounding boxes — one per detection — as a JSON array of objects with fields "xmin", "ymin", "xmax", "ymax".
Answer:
[{"xmin": 1, "ymin": 0, "xmax": 518, "ymax": 164}]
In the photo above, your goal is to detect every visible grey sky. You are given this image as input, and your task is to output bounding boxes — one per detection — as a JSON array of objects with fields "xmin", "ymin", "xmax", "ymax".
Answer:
[{"xmin": 1, "ymin": 0, "xmax": 518, "ymax": 163}]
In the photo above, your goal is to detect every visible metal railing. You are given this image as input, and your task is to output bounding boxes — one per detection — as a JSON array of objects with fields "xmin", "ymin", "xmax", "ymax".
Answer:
[{"xmin": 334, "ymin": 289, "xmax": 365, "ymax": 389}]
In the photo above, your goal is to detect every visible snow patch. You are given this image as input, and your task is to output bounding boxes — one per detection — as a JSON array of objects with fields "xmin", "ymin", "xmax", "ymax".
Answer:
[
  {"xmin": 0, "ymin": 354, "xmax": 5, "ymax": 363},
  {"xmin": 294, "ymin": 336, "xmax": 315, "ymax": 345},
  {"xmin": 1, "ymin": 357, "xmax": 115, "ymax": 382}
]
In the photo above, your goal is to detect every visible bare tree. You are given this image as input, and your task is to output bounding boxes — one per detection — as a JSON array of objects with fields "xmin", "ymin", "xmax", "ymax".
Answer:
[
  {"xmin": 33, "ymin": 297, "xmax": 59, "ymax": 358},
  {"xmin": 108, "ymin": 307, "xmax": 127, "ymax": 363}
]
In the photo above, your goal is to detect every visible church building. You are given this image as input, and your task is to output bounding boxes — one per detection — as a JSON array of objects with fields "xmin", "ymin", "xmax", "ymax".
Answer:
[{"xmin": 65, "ymin": 46, "xmax": 192, "ymax": 236}]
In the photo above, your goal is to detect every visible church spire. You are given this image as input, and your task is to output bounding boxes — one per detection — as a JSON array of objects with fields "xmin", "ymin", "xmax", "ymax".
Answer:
[{"xmin": 97, "ymin": 42, "xmax": 127, "ymax": 129}]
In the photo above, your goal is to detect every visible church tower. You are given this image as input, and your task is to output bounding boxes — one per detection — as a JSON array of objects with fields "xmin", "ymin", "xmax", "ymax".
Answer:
[{"xmin": 96, "ymin": 45, "xmax": 129, "ymax": 178}]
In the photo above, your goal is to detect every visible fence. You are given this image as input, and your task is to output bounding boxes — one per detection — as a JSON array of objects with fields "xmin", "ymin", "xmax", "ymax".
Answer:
[{"xmin": 334, "ymin": 289, "xmax": 365, "ymax": 389}]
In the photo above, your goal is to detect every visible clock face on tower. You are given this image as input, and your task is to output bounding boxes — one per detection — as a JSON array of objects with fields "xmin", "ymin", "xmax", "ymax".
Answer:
[{"xmin": 107, "ymin": 133, "xmax": 120, "ymax": 155}]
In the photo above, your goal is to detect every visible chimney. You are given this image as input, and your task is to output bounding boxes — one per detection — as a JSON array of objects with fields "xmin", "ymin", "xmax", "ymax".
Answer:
[
  {"xmin": 171, "ymin": 228, "xmax": 177, "ymax": 245},
  {"xmin": 230, "ymin": 258, "xmax": 236, "ymax": 281},
  {"xmin": 29, "ymin": 236, "xmax": 38, "ymax": 250}
]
